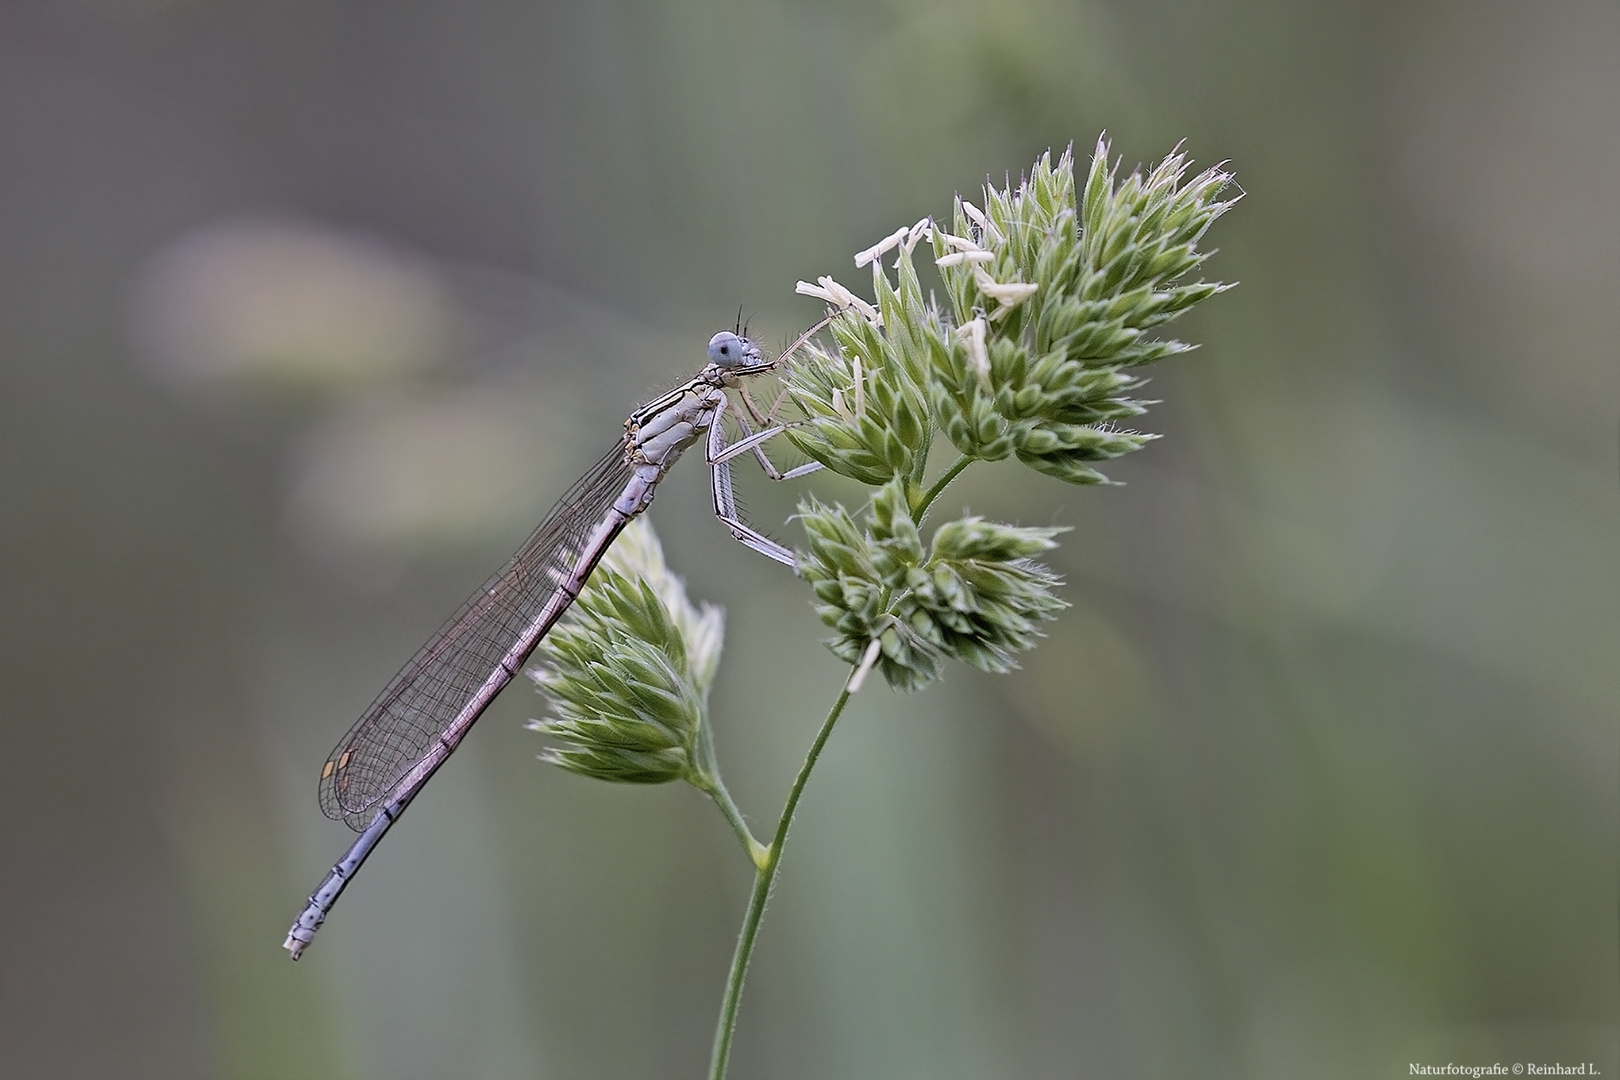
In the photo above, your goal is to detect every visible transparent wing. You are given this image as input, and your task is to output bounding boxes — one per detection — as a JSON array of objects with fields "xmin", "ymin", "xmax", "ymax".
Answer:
[{"xmin": 318, "ymin": 441, "xmax": 635, "ymax": 829}]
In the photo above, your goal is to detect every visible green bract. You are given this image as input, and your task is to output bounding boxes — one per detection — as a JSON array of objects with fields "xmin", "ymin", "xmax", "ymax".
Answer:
[
  {"xmin": 781, "ymin": 137, "xmax": 1235, "ymax": 687},
  {"xmin": 792, "ymin": 137, "xmax": 1236, "ymax": 489},
  {"xmin": 528, "ymin": 519, "xmax": 724, "ymax": 784},
  {"xmin": 782, "ymin": 309, "xmax": 932, "ymax": 487},
  {"xmin": 797, "ymin": 481, "xmax": 1068, "ymax": 692},
  {"xmin": 926, "ymin": 140, "xmax": 1236, "ymax": 485}
]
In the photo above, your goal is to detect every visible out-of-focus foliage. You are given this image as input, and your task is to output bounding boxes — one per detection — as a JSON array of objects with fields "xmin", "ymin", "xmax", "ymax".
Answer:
[{"xmin": 2, "ymin": 1, "xmax": 1614, "ymax": 1078}]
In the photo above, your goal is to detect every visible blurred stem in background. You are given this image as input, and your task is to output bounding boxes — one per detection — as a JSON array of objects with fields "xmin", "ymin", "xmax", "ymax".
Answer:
[{"xmin": 529, "ymin": 136, "xmax": 1238, "ymax": 1080}]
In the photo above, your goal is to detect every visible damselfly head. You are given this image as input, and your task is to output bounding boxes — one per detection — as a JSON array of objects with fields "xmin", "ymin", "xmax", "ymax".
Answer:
[{"xmin": 707, "ymin": 331, "xmax": 770, "ymax": 374}]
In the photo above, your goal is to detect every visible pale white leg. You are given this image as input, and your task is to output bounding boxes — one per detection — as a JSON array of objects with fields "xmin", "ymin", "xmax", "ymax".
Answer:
[
  {"xmin": 705, "ymin": 314, "xmax": 842, "ymax": 564},
  {"xmin": 728, "ymin": 310, "xmax": 836, "ymax": 480},
  {"xmin": 707, "ymin": 399, "xmax": 798, "ymax": 566},
  {"xmin": 719, "ymin": 403, "xmax": 824, "ymax": 480}
]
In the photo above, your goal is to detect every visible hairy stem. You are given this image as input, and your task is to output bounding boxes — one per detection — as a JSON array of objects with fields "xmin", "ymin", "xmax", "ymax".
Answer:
[
  {"xmin": 707, "ymin": 678, "xmax": 856, "ymax": 1080},
  {"xmin": 693, "ymin": 718, "xmax": 768, "ymax": 867},
  {"xmin": 701, "ymin": 776, "xmax": 769, "ymax": 869},
  {"xmin": 916, "ymin": 453, "xmax": 974, "ymax": 518}
]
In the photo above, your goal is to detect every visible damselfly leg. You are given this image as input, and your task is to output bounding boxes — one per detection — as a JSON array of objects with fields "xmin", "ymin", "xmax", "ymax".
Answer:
[{"xmin": 705, "ymin": 317, "xmax": 836, "ymax": 564}]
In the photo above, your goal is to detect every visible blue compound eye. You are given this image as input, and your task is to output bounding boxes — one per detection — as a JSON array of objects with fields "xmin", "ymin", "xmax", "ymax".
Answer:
[{"xmin": 707, "ymin": 331, "xmax": 757, "ymax": 368}]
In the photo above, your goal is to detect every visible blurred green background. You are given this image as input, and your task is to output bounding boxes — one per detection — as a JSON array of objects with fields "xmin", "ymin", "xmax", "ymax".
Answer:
[{"xmin": 2, "ymin": 0, "xmax": 1615, "ymax": 1077}]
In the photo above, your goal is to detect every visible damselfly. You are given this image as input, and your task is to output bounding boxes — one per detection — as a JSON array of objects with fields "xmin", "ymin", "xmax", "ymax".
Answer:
[{"xmin": 284, "ymin": 327, "xmax": 820, "ymax": 959}]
